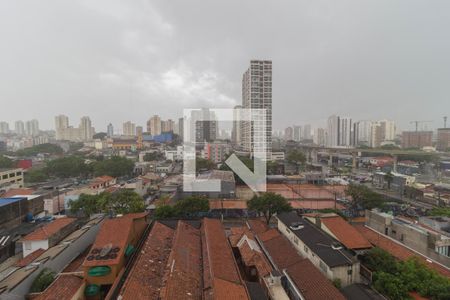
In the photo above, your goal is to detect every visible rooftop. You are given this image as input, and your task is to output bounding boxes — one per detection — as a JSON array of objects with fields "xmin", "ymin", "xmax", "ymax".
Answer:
[
  {"xmin": 33, "ymin": 274, "xmax": 84, "ymax": 300},
  {"xmin": 83, "ymin": 213, "xmax": 147, "ymax": 267},
  {"xmin": 0, "ymin": 197, "xmax": 27, "ymax": 208},
  {"xmin": 316, "ymin": 215, "xmax": 372, "ymax": 250},
  {"xmin": 277, "ymin": 212, "xmax": 355, "ymax": 268},
  {"xmin": 22, "ymin": 217, "xmax": 76, "ymax": 241},
  {"xmin": 286, "ymin": 259, "xmax": 346, "ymax": 300},
  {"xmin": 120, "ymin": 221, "xmax": 175, "ymax": 299},
  {"xmin": 354, "ymin": 225, "xmax": 450, "ymax": 278},
  {"xmin": 197, "ymin": 170, "xmax": 235, "ymax": 183}
]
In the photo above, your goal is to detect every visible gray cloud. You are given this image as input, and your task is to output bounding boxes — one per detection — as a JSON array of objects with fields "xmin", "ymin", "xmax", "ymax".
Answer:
[{"xmin": 0, "ymin": 0, "xmax": 449, "ymax": 132}]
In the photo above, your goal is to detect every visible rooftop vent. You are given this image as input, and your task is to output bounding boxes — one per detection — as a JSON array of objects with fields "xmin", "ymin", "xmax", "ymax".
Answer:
[
  {"xmin": 331, "ymin": 242, "xmax": 343, "ymax": 250},
  {"xmin": 289, "ymin": 222, "xmax": 304, "ymax": 231}
]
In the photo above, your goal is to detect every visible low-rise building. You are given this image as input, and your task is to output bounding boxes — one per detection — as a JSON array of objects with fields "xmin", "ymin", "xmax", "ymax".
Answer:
[
  {"xmin": 0, "ymin": 168, "xmax": 24, "ymax": 189},
  {"xmin": 366, "ymin": 210, "xmax": 450, "ymax": 267},
  {"xmin": 82, "ymin": 213, "xmax": 148, "ymax": 295},
  {"xmin": 277, "ymin": 212, "xmax": 361, "ymax": 287},
  {"xmin": 21, "ymin": 217, "xmax": 77, "ymax": 257}
]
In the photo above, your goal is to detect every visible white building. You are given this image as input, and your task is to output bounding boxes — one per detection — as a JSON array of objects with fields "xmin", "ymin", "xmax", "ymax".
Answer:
[
  {"xmin": 339, "ymin": 117, "xmax": 352, "ymax": 146},
  {"xmin": 380, "ymin": 120, "xmax": 396, "ymax": 141},
  {"xmin": 123, "ymin": 121, "xmax": 136, "ymax": 136},
  {"xmin": 326, "ymin": 115, "xmax": 340, "ymax": 147},
  {"xmin": 242, "ymin": 60, "xmax": 272, "ymax": 158},
  {"xmin": 25, "ymin": 119, "xmax": 39, "ymax": 136},
  {"xmin": 14, "ymin": 121, "xmax": 25, "ymax": 136},
  {"xmin": 147, "ymin": 115, "xmax": 161, "ymax": 136}
]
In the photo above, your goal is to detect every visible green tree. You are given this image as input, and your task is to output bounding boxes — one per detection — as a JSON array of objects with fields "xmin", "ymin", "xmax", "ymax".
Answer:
[
  {"xmin": 154, "ymin": 205, "xmax": 177, "ymax": 219},
  {"xmin": 46, "ymin": 156, "xmax": 91, "ymax": 178},
  {"xmin": 143, "ymin": 152, "xmax": 164, "ymax": 162},
  {"xmin": 196, "ymin": 157, "xmax": 216, "ymax": 171},
  {"xmin": 345, "ymin": 184, "xmax": 385, "ymax": 210},
  {"xmin": 361, "ymin": 248, "xmax": 400, "ymax": 274},
  {"xmin": 16, "ymin": 143, "xmax": 63, "ymax": 157},
  {"xmin": 174, "ymin": 196, "xmax": 209, "ymax": 217},
  {"xmin": 108, "ymin": 189, "xmax": 146, "ymax": 214},
  {"xmin": 93, "ymin": 132, "xmax": 107, "ymax": 140},
  {"xmin": 29, "ymin": 268, "xmax": 56, "ymax": 293},
  {"xmin": 93, "ymin": 156, "xmax": 134, "ymax": 177},
  {"xmin": 69, "ymin": 190, "xmax": 145, "ymax": 216},
  {"xmin": 373, "ymin": 271, "xmax": 409, "ymax": 300},
  {"xmin": 69, "ymin": 193, "xmax": 103, "ymax": 216},
  {"xmin": 25, "ymin": 169, "xmax": 49, "ymax": 183},
  {"xmin": 0, "ymin": 155, "xmax": 14, "ymax": 168},
  {"xmin": 248, "ymin": 192, "xmax": 292, "ymax": 224},
  {"xmin": 287, "ymin": 149, "xmax": 306, "ymax": 173}
]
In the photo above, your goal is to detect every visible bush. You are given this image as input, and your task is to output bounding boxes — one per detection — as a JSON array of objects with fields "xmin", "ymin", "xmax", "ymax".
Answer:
[{"xmin": 30, "ymin": 268, "xmax": 55, "ymax": 293}]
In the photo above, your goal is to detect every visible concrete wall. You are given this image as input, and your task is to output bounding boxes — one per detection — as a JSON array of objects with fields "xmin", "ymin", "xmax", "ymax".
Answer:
[{"xmin": 23, "ymin": 239, "xmax": 48, "ymax": 257}]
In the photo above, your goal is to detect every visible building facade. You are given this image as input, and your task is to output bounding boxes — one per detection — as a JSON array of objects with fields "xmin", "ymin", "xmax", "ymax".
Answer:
[{"xmin": 241, "ymin": 60, "xmax": 272, "ymax": 157}]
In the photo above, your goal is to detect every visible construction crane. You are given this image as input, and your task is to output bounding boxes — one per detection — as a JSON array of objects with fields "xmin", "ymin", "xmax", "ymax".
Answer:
[
  {"xmin": 410, "ymin": 120, "xmax": 432, "ymax": 132},
  {"xmin": 444, "ymin": 116, "xmax": 448, "ymax": 129}
]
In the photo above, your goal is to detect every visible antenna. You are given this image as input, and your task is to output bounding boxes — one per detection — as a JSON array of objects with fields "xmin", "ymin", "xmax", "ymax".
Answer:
[{"xmin": 444, "ymin": 116, "xmax": 448, "ymax": 129}]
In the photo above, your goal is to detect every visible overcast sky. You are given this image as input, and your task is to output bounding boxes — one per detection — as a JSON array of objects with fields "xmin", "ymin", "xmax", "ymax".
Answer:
[{"xmin": 1, "ymin": 0, "xmax": 449, "ymax": 132}]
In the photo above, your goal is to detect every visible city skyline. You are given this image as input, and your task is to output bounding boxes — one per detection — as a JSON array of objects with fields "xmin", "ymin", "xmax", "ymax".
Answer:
[{"xmin": 1, "ymin": 1, "xmax": 450, "ymax": 130}]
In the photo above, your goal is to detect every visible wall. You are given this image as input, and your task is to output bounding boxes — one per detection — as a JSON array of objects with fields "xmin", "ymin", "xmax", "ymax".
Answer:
[{"xmin": 23, "ymin": 239, "xmax": 48, "ymax": 257}]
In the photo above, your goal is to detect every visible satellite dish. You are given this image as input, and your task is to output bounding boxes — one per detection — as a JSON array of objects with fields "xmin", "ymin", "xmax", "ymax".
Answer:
[{"xmin": 100, "ymin": 243, "xmax": 113, "ymax": 257}]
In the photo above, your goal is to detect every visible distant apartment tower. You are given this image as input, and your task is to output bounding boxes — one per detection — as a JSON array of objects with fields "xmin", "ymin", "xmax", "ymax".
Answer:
[
  {"xmin": 303, "ymin": 124, "xmax": 312, "ymax": 140},
  {"xmin": 178, "ymin": 117, "xmax": 184, "ymax": 140},
  {"xmin": 284, "ymin": 127, "xmax": 293, "ymax": 140},
  {"xmin": 25, "ymin": 119, "xmax": 39, "ymax": 136},
  {"xmin": 0, "ymin": 122, "xmax": 9, "ymax": 134},
  {"xmin": 79, "ymin": 116, "xmax": 94, "ymax": 141},
  {"xmin": 231, "ymin": 105, "xmax": 242, "ymax": 147},
  {"xmin": 147, "ymin": 115, "xmax": 161, "ymax": 136},
  {"xmin": 123, "ymin": 121, "xmax": 136, "ymax": 136},
  {"xmin": 326, "ymin": 115, "xmax": 340, "ymax": 147},
  {"xmin": 293, "ymin": 125, "xmax": 302, "ymax": 142},
  {"xmin": 353, "ymin": 120, "xmax": 372, "ymax": 146},
  {"xmin": 339, "ymin": 117, "xmax": 352, "ymax": 146},
  {"xmin": 370, "ymin": 122, "xmax": 383, "ymax": 148},
  {"xmin": 190, "ymin": 109, "xmax": 217, "ymax": 143},
  {"xmin": 55, "ymin": 115, "xmax": 69, "ymax": 140},
  {"xmin": 242, "ymin": 60, "xmax": 272, "ymax": 156},
  {"xmin": 401, "ymin": 131, "xmax": 433, "ymax": 149},
  {"xmin": 437, "ymin": 128, "xmax": 450, "ymax": 151},
  {"xmin": 379, "ymin": 120, "xmax": 396, "ymax": 141},
  {"xmin": 107, "ymin": 123, "xmax": 114, "ymax": 137},
  {"xmin": 136, "ymin": 126, "xmax": 143, "ymax": 137},
  {"xmin": 14, "ymin": 121, "xmax": 25, "ymax": 136},
  {"xmin": 313, "ymin": 128, "xmax": 326, "ymax": 146},
  {"xmin": 161, "ymin": 119, "xmax": 175, "ymax": 133}
]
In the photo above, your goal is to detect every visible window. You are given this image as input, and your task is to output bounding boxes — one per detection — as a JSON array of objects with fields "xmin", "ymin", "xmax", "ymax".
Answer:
[
  {"xmin": 294, "ymin": 237, "xmax": 299, "ymax": 245},
  {"xmin": 319, "ymin": 261, "xmax": 327, "ymax": 272},
  {"xmin": 304, "ymin": 245, "xmax": 309, "ymax": 253}
]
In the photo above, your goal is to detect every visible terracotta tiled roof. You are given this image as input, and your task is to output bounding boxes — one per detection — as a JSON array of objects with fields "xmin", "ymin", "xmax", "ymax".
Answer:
[
  {"xmin": 213, "ymin": 277, "xmax": 249, "ymax": 300},
  {"xmin": 63, "ymin": 245, "xmax": 92, "ymax": 273},
  {"xmin": 250, "ymin": 225, "xmax": 346, "ymax": 300},
  {"xmin": 1, "ymin": 188, "xmax": 34, "ymax": 197},
  {"xmin": 120, "ymin": 221, "xmax": 175, "ymax": 299},
  {"xmin": 15, "ymin": 249, "xmax": 46, "ymax": 267},
  {"xmin": 355, "ymin": 225, "xmax": 450, "ymax": 278},
  {"xmin": 209, "ymin": 200, "xmax": 247, "ymax": 210},
  {"xmin": 246, "ymin": 219, "xmax": 269, "ymax": 235},
  {"xmin": 23, "ymin": 218, "xmax": 76, "ymax": 241},
  {"xmin": 239, "ymin": 240, "xmax": 272, "ymax": 277},
  {"xmin": 228, "ymin": 227, "xmax": 254, "ymax": 248},
  {"xmin": 286, "ymin": 259, "xmax": 346, "ymax": 300},
  {"xmin": 202, "ymin": 218, "xmax": 249, "ymax": 300},
  {"xmin": 83, "ymin": 213, "xmax": 147, "ymax": 267},
  {"xmin": 262, "ymin": 234, "xmax": 303, "ymax": 270},
  {"xmin": 34, "ymin": 274, "xmax": 84, "ymax": 300},
  {"xmin": 320, "ymin": 216, "xmax": 372, "ymax": 250},
  {"xmin": 160, "ymin": 221, "xmax": 202, "ymax": 300},
  {"xmin": 258, "ymin": 229, "xmax": 280, "ymax": 242},
  {"xmin": 289, "ymin": 200, "xmax": 343, "ymax": 210}
]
